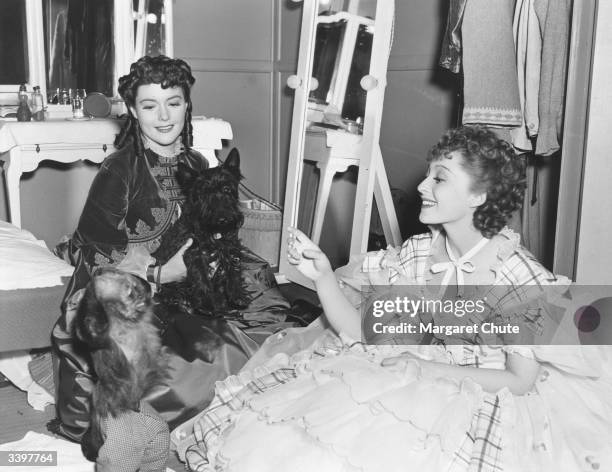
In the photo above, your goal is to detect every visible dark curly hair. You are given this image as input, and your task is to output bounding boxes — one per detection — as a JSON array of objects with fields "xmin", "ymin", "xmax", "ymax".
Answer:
[
  {"xmin": 428, "ymin": 126, "xmax": 526, "ymax": 238},
  {"xmin": 114, "ymin": 55, "xmax": 196, "ymax": 155}
]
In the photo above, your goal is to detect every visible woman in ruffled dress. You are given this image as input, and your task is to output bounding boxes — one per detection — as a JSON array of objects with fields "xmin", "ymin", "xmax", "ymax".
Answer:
[{"xmin": 179, "ymin": 126, "xmax": 612, "ymax": 472}]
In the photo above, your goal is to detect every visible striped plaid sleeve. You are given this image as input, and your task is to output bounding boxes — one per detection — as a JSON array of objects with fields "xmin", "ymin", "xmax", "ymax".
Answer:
[
  {"xmin": 359, "ymin": 232, "xmax": 435, "ymax": 284},
  {"xmin": 491, "ymin": 245, "xmax": 562, "ymax": 338},
  {"xmin": 496, "ymin": 245, "xmax": 557, "ymax": 287},
  {"xmin": 393, "ymin": 232, "xmax": 435, "ymax": 283}
]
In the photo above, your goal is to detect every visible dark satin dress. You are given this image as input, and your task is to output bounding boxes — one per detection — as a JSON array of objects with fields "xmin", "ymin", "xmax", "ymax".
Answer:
[{"xmin": 51, "ymin": 143, "xmax": 297, "ymax": 441}]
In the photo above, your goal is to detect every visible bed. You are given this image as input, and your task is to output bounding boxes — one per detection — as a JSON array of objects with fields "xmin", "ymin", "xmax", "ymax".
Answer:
[
  {"xmin": 1, "ymin": 285, "xmax": 67, "ymax": 352},
  {"xmin": 0, "ymin": 220, "xmax": 73, "ymax": 353}
]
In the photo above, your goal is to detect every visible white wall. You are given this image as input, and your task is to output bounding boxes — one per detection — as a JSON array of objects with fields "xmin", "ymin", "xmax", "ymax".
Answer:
[
  {"xmin": 174, "ymin": 0, "xmax": 278, "ymax": 201},
  {"xmin": 574, "ymin": 1, "xmax": 612, "ymax": 284},
  {"xmin": 0, "ymin": 162, "xmax": 98, "ymax": 249}
]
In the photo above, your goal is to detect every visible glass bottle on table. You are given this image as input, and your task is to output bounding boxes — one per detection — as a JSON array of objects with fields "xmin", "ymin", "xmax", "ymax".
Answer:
[
  {"xmin": 59, "ymin": 88, "xmax": 70, "ymax": 105},
  {"xmin": 16, "ymin": 84, "xmax": 32, "ymax": 122},
  {"xmin": 70, "ymin": 89, "xmax": 86, "ymax": 119},
  {"xmin": 31, "ymin": 86, "xmax": 45, "ymax": 121}
]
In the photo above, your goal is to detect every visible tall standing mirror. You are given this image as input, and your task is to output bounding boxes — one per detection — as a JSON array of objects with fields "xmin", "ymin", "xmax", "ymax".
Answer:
[{"xmin": 279, "ymin": 0, "xmax": 401, "ymax": 289}]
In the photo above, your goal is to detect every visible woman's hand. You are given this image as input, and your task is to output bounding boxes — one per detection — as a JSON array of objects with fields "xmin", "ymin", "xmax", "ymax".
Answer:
[
  {"xmin": 287, "ymin": 227, "xmax": 333, "ymax": 283},
  {"xmin": 287, "ymin": 227, "xmax": 361, "ymax": 339},
  {"xmin": 160, "ymin": 238, "xmax": 193, "ymax": 284},
  {"xmin": 116, "ymin": 246, "xmax": 155, "ymax": 281}
]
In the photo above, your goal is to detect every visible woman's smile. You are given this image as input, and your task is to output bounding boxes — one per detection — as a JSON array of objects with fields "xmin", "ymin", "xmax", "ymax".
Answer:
[
  {"xmin": 421, "ymin": 199, "xmax": 437, "ymax": 208},
  {"xmin": 156, "ymin": 125, "xmax": 175, "ymax": 133}
]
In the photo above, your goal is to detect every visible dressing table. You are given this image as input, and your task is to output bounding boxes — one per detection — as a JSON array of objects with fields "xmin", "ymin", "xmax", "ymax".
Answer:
[
  {"xmin": 0, "ymin": 116, "xmax": 232, "ymax": 228},
  {"xmin": 303, "ymin": 127, "xmax": 361, "ymax": 243}
]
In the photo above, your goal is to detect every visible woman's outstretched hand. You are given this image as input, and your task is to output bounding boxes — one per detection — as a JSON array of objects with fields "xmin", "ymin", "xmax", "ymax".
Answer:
[
  {"xmin": 287, "ymin": 227, "xmax": 332, "ymax": 283},
  {"xmin": 160, "ymin": 238, "xmax": 193, "ymax": 283},
  {"xmin": 287, "ymin": 227, "xmax": 360, "ymax": 339}
]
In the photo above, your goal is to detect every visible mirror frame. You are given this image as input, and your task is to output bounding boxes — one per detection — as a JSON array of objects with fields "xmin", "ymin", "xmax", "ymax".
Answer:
[
  {"xmin": 314, "ymin": 11, "xmax": 375, "ymax": 117},
  {"xmin": 277, "ymin": 0, "xmax": 320, "ymax": 289},
  {"xmin": 278, "ymin": 0, "xmax": 401, "ymax": 289}
]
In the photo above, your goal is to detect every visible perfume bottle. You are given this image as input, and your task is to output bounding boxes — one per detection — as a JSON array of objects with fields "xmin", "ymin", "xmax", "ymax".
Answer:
[
  {"xmin": 16, "ymin": 84, "xmax": 32, "ymax": 122},
  {"xmin": 31, "ymin": 86, "xmax": 45, "ymax": 121}
]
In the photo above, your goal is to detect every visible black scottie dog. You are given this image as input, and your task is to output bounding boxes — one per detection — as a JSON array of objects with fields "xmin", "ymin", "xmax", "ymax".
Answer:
[{"xmin": 152, "ymin": 148, "xmax": 250, "ymax": 316}]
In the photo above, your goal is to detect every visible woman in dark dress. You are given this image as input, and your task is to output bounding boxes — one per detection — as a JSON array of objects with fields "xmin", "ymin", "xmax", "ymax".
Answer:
[{"xmin": 50, "ymin": 55, "xmax": 295, "ymax": 442}]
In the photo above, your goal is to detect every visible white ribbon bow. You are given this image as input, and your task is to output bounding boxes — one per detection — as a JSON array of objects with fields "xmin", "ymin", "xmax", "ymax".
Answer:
[{"xmin": 430, "ymin": 237, "xmax": 489, "ymax": 297}]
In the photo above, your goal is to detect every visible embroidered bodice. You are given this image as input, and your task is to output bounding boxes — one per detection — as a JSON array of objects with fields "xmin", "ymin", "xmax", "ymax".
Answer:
[{"xmin": 55, "ymin": 143, "xmax": 208, "ymax": 306}]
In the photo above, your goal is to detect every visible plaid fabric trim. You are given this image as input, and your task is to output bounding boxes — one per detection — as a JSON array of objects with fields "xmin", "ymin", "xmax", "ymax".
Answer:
[
  {"xmin": 449, "ymin": 393, "xmax": 504, "ymax": 472},
  {"xmin": 442, "ymin": 345, "xmax": 487, "ymax": 368},
  {"xmin": 361, "ymin": 249, "xmax": 389, "ymax": 273},
  {"xmin": 185, "ymin": 368, "xmax": 298, "ymax": 472},
  {"xmin": 485, "ymin": 248, "xmax": 565, "ymax": 339},
  {"xmin": 397, "ymin": 231, "xmax": 440, "ymax": 284},
  {"xmin": 359, "ymin": 231, "xmax": 438, "ymax": 284}
]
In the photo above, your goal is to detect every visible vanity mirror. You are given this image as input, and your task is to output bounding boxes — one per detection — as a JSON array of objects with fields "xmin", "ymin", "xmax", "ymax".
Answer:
[
  {"xmin": 278, "ymin": 0, "xmax": 401, "ymax": 289},
  {"xmin": 0, "ymin": 0, "xmax": 173, "ymax": 102},
  {"xmin": 308, "ymin": 1, "xmax": 375, "ymax": 130}
]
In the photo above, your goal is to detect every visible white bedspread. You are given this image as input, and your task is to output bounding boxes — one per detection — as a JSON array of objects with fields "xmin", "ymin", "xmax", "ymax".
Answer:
[
  {"xmin": 0, "ymin": 351, "xmax": 53, "ymax": 411},
  {"xmin": 0, "ymin": 432, "xmax": 93, "ymax": 472},
  {"xmin": 0, "ymin": 221, "xmax": 73, "ymax": 290}
]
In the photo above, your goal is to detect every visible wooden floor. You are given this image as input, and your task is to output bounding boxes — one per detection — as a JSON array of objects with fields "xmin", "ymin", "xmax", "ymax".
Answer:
[
  {"xmin": 0, "ymin": 382, "xmax": 56, "ymax": 444},
  {"xmin": 0, "ymin": 381, "xmax": 188, "ymax": 471}
]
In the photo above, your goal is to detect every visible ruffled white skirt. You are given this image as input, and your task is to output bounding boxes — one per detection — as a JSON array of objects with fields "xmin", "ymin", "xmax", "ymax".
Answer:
[{"xmin": 181, "ymin": 334, "xmax": 612, "ymax": 472}]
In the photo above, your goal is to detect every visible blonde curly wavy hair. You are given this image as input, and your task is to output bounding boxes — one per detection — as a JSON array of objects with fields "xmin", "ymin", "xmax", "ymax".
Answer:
[{"xmin": 428, "ymin": 126, "xmax": 526, "ymax": 238}]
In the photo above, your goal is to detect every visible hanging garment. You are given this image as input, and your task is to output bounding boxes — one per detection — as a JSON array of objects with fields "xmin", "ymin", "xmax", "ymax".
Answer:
[
  {"xmin": 48, "ymin": 8, "xmax": 76, "ymax": 92},
  {"xmin": 521, "ymin": 155, "xmax": 561, "ymax": 269},
  {"xmin": 511, "ymin": 0, "xmax": 542, "ymax": 152},
  {"xmin": 522, "ymin": 0, "xmax": 542, "ymax": 138},
  {"xmin": 64, "ymin": 0, "xmax": 113, "ymax": 95},
  {"xmin": 439, "ymin": 0, "xmax": 468, "ymax": 73},
  {"xmin": 534, "ymin": 0, "xmax": 571, "ymax": 156},
  {"xmin": 461, "ymin": 0, "xmax": 522, "ymax": 127}
]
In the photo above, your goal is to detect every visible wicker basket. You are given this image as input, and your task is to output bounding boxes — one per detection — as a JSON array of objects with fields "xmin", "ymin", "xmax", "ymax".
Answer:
[{"xmin": 238, "ymin": 184, "xmax": 283, "ymax": 268}]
